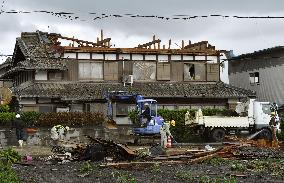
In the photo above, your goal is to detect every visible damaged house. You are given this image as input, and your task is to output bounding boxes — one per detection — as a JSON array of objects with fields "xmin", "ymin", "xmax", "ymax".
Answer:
[{"xmin": 0, "ymin": 30, "xmax": 254, "ymax": 123}]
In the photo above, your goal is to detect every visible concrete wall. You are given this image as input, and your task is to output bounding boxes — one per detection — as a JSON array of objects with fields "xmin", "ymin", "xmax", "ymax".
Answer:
[{"xmin": 0, "ymin": 125, "xmax": 133, "ymax": 147}]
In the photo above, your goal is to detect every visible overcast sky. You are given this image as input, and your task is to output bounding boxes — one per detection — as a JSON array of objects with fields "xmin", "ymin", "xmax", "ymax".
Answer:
[{"xmin": 0, "ymin": 0, "xmax": 284, "ymax": 62}]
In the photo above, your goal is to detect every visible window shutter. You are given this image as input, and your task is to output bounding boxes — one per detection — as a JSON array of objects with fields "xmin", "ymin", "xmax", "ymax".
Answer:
[
  {"xmin": 157, "ymin": 63, "xmax": 170, "ymax": 80},
  {"xmin": 104, "ymin": 62, "xmax": 118, "ymax": 81},
  {"xmin": 207, "ymin": 63, "xmax": 219, "ymax": 81}
]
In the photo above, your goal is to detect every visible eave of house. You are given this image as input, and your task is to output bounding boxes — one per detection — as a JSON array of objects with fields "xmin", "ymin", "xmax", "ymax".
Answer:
[
  {"xmin": 230, "ymin": 46, "xmax": 284, "ymax": 61},
  {"xmin": 13, "ymin": 81, "xmax": 255, "ymax": 101}
]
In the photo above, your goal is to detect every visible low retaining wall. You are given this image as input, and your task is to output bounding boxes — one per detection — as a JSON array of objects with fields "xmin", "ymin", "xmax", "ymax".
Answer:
[{"xmin": 0, "ymin": 125, "xmax": 134, "ymax": 147}]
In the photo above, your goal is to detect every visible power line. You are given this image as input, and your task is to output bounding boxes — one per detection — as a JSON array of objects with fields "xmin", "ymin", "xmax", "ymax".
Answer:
[{"xmin": 1, "ymin": 8, "xmax": 284, "ymax": 23}]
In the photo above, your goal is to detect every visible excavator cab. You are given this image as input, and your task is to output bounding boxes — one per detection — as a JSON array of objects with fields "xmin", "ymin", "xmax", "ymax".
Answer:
[{"xmin": 133, "ymin": 99, "xmax": 164, "ymax": 135}]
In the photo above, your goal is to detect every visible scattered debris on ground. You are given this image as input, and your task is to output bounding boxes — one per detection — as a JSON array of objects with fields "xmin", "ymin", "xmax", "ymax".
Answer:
[{"xmin": 9, "ymin": 136, "xmax": 284, "ymax": 183}]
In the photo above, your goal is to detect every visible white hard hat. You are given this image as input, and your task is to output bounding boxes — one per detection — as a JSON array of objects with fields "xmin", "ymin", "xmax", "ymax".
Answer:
[
  {"xmin": 16, "ymin": 114, "xmax": 20, "ymax": 118},
  {"xmin": 65, "ymin": 126, "xmax": 70, "ymax": 131},
  {"xmin": 144, "ymin": 103, "xmax": 149, "ymax": 106}
]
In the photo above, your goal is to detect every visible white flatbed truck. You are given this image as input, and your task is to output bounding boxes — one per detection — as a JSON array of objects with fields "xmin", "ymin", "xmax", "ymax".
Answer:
[{"xmin": 186, "ymin": 99, "xmax": 280, "ymax": 141}]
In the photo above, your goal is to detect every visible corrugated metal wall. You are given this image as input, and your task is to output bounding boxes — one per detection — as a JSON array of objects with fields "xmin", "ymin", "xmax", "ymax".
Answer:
[{"xmin": 229, "ymin": 55, "xmax": 284, "ymax": 105}]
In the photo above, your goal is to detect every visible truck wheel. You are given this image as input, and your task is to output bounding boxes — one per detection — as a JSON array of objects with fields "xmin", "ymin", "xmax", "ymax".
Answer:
[
  {"xmin": 211, "ymin": 128, "xmax": 226, "ymax": 142},
  {"xmin": 202, "ymin": 129, "xmax": 210, "ymax": 141},
  {"xmin": 259, "ymin": 129, "xmax": 272, "ymax": 141}
]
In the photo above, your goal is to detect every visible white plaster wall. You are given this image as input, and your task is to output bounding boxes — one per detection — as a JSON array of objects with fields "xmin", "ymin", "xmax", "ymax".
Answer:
[
  {"xmin": 63, "ymin": 53, "xmax": 76, "ymax": 59},
  {"xmin": 207, "ymin": 56, "xmax": 218, "ymax": 63},
  {"xmin": 132, "ymin": 54, "xmax": 143, "ymax": 60},
  {"xmin": 171, "ymin": 55, "xmax": 181, "ymax": 60},
  {"xmin": 78, "ymin": 53, "xmax": 90, "ymax": 59},
  {"xmin": 145, "ymin": 55, "xmax": 156, "ymax": 60},
  {"xmin": 158, "ymin": 55, "xmax": 168, "ymax": 62},
  {"xmin": 195, "ymin": 56, "xmax": 206, "ymax": 60},
  {"xmin": 119, "ymin": 54, "xmax": 130, "ymax": 60},
  {"xmin": 35, "ymin": 70, "xmax": 47, "ymax": 80},
  {"xmin": 220, "ymin": 54, "xmax": 229, "ymax": 84},
  {"xmin": 19, "ymin": 99, "xmax": 36, "ymax": 105},
  {"xmin": 183, "ymin": 55, "xmax": 194, "ymax": 60},
  {"xmin": 105, "ymin": 54, "xmax": 116, "ymax": 60},
  {"xmin": 92, "ymin": 53, "xmax": 104, "ymax": 59}
]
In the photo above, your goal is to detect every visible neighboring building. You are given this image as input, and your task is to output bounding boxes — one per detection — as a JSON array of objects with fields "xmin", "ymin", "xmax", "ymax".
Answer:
[
  {"xmin": 229, "ymin": 46, "xmax": 284, "ymax": 105},
  {"xmin": 0, "ymin": 31, "xmax": 254, "ymax": 122}
]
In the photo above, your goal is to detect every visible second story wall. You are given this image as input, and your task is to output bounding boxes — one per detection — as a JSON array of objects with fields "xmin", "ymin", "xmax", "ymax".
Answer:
[
  {"xmin": 229, "ymin": 52, "xmax": 284, "ymax": 104},
  {"xmin": 63, "ymin": 52, "xmax": 220, "ymax": 83}
]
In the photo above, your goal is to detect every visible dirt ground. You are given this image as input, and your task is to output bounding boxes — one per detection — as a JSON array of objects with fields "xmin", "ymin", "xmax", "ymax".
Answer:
[{"xmin": 10, "ymin": 145, "xmax": 284, "ymax": 183}]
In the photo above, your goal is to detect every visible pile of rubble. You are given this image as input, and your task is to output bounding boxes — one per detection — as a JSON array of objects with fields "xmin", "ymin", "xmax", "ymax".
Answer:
[{"xmin": 40, "ymin": 135, "xmax": 284, "ymax": 169}]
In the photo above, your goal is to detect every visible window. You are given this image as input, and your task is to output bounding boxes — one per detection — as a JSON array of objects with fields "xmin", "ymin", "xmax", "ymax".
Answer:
[
  {"xmin": 133, "ymin": 61, "xmax": 156, "ymax": 81},
  {"xmin": 39, "ymin": 106, "xmax": 53, "ymax": 113},
  {"xmin": 184, "ymin": 64, "xmax": 195, "ymax": 80},
  {"xmin": 48, "ymin": 71, "xmax": 63, "ymax": 81},
  {"xmin": 116, "ymin": 103, "xmax": 128, "ymax": 116},
  {"xmin": 79, "ymin": 62, "xmax": 103, "ymax": 80},
  {"xmin": 249, "ymin": 72, "xmax": 259, "ymax": 84},
  {"xmin": 184, "ymin": 63, "xmax": 206, "ymax": 81}
]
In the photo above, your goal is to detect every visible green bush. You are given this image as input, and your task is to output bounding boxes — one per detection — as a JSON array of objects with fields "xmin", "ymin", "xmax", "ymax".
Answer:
[
  {"xmin": 36, "ymin": 112, "xmax": 105, "ymax": 127},
  {"xmin": 277, "ymin": 118, "xmax": 284, "ymax": 141},
  {"xmin": 0, "ymin": 111, "xmax": 106, "ymax": 127},
  {"xmin": 0, "ymin": 148, "xmax": 21, "ymax": 183},
  {"xmin": 0, "ymin": 161, "xmax": 21, "ymax": 183},
  {"xmin": 0, "ymin": 112, "xmax": 15, "ymax": 125},
  {"xmin": 21, "ymin": 111, "xmax": 41, "ymax": 127},
  {"xmin": 157, "ymin": 108, "xmax": 236, "ymax": 143},
  {"xmin": 0, "ymin": 148, "xmax": 21, "ymax": 165},
  {"xmin": 128, "ymin": 109, "xmax": 140, "ymax": 126},
  {"xmin": 0, "ymin": 105, "xmax": 10, "ymax": 112}
]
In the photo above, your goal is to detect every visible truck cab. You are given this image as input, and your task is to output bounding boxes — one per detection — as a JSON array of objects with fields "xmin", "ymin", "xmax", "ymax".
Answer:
[{"xmin": 252, "ymin": 101, "xmax": 273, "ymax": 130}]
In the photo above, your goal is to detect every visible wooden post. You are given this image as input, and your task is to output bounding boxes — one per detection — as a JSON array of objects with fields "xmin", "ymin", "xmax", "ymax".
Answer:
[
  {"xmin": 153, "ymin": 35, "xmax": 156, "ymax": 49},
  {"xmin": 101, "ymin": 30, "xmax": 104, "ymax": 41}
]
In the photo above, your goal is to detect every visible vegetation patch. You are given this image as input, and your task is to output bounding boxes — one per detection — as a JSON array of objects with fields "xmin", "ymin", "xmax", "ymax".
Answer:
[
  {"xmin": 113, "ymin": 171, "xmax": 137, "ymax": 183},
  {"xmin": 0, "ymin": 148, "xmax": 21, "ymax": 183}
]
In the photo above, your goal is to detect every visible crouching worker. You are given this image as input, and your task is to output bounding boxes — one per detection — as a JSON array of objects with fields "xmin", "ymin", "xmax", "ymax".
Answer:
[
  {"xmin": 50, "ymin": 125, "xmax": 70, "ymax": 146},
  {"xmin": 11, "ymin": 114, "xmax": 26, "ymax": 147},
  {"xmin": 160, "ymin": 120, "xmax": 175, "ymax": 148}
]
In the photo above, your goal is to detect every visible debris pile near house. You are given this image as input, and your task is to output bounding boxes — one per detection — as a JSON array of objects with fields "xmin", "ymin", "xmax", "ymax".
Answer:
[
  {"xmin": 48, "ymin": 136, "xmax": 137, "ymax": 163},
  {"xmin": 44, "ymin": 135, "xmax": 284, "ymax": 169}
]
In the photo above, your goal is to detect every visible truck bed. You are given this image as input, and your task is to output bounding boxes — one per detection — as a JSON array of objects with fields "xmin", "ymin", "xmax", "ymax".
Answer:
[{"xmin": 200, "ymin": 116, "xmax": 252, "ymax": 128}]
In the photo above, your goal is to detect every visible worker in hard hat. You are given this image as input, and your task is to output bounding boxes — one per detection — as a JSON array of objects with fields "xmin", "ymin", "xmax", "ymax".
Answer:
[
  {"xmin": 50, "ymin": 125, "xmax": 70, "ymax": 146},
  {"xmin": 141, "ymin": 103, "xmax": 151, "ymax": 126},
  {"xmin": 11, "ymin": 114, "xmax": 25, "ymax": 147},
  {"xmin": 160, "ymin": 120, "xmax": 175, "ymax": 148}
]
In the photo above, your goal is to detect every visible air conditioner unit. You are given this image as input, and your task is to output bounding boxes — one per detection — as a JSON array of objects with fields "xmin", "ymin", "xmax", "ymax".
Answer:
[{"xmin": 122, "ymin": 75, "xmax": 133, "ymax": 86}]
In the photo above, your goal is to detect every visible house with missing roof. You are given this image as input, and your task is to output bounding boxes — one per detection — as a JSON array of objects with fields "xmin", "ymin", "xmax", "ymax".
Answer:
[
  {"xmin": 0, "ymin": 30, "xmax": 254, "ymax": 123},
  {"xmin": 229, "ymin": 46, "xmax": 284, "ymax": 106}
]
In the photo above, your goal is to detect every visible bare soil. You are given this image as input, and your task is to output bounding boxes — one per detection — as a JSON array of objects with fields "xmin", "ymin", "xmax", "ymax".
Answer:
[{"xmin": 11, "ymin": 146, "xmax": 284, "ymax": 183}]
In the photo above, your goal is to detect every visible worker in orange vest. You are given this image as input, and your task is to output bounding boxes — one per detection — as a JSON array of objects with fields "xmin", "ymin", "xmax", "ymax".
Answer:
[{"xmin": 160, "ymin": 120, "xmax": 175, "ymax": 148}]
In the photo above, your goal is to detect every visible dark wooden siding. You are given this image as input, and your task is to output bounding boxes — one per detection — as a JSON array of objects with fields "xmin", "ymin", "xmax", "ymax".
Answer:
[
  {"xmin": 104, "ymin": 61, "xmax": 118, "ymax": 81},
  {"xmin": 67, "ymin": 60, "xmax": 78, "ymax": 81},
  {"xmin": 171, "ymin": 61, "xmax": 183, "ymax": 81},
  {"xmin": 122, "ymin": 61, "xmax": 133, "ymax": 75},
  {"xmin": 207, "ymin": 63, "xmax": 219, "ymax": 81},
  {"xmin": 157, "ymin": 63, "xmax": 170, "ymax": 80}
]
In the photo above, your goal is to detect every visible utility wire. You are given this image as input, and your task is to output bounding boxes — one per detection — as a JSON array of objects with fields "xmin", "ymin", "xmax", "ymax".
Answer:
[{"xmin": 1, "ymin": 8, "xmax": 284, "ymax": 23}]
